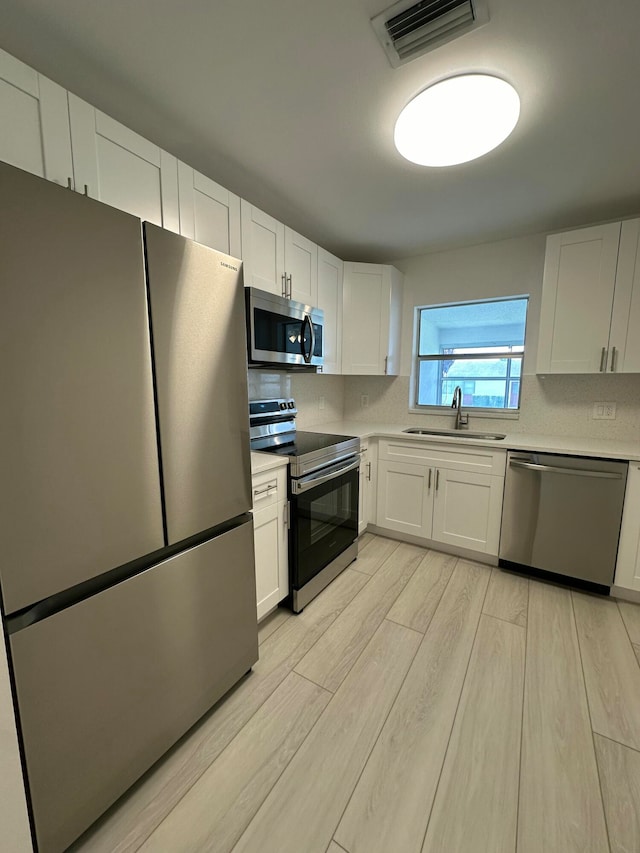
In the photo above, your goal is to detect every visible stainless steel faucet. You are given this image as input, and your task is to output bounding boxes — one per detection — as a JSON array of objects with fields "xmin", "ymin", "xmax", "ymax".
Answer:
[{"xmin": 451, "ymin": 385, "xmax": 469, "ymax": 429}]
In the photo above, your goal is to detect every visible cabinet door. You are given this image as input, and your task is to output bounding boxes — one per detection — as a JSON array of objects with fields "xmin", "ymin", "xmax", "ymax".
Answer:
[
  {"xmin": 376, "ymin": 460, "xmax": 433, "ymax": 538},
  {"xmin": 615, "ymin": 463, "xmax": 640, "ymax": 592},
  {"xmin": 317, "ymin": 247, "xmax": 343, "ymax": 374},
  {"xmin": 431, "ymin": 469, "xmax": 503, "ymax": 556},
  {"xmin": 240, "ymin": 200, "xmax": 285, "ymax": 295},
  {"xmin": 285, "ymin": 227, "xmax": 317, "ymax": 305},
  {"xmin": 0, "ymin": 47, "xmax": 73, "ymax": 186},
  {"xmin": 253, "ymin": 502, "xmax": 282, "ymax": 619},
  {"xmin": 610, "ymin": 218, "xmax": 640, "ymax": 373},
  {"xmin": 68, "ymin": 95, "xmax": 179, "ymax": 230},
  {"xmin": 253, "ymin": 500, "xmax": 288, "ymax": 619},
  {"xmin": 537, "ymin": 223, "xmax": 621, "ymax": 373},
  {"xmin": 342, "ymin": 262, "xmax": 389, "ymax": 374},
  {"xmin": 358, "ymin": 445, "xmax": 369, "ymax": 536},
  {"xmin": 177, "ymin": 162, "xmax": 241, "ymax": 257}
]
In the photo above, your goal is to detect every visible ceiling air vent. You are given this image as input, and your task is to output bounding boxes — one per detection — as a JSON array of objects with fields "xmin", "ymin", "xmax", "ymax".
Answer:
[{"xmin": 371, "ymin": 0, "xmax": 489, "ymax": 68}]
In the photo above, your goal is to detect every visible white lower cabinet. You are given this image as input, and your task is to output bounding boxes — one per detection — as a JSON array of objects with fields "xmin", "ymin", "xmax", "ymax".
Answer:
[
  {"xmin": 252, "ymin": 467, "xmax": 289, "ymax": 620},
  {"xmin": 431, "ymin": 467, "xmax": 503, "ymax": 555},
  {"xmin": 615, "ymin": 463, "xmax": 640, "ymax": 593},
  {"xmin": 358, "ymin": 439, "xmax": 377, "ymax": 536},
  {"xmin": 376, "ymin": 440, "xmax": 505, "ymax": 557}
]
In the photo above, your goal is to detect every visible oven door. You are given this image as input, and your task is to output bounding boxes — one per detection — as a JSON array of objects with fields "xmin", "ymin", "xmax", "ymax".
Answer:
[
  {"xmin": 289, "ymin": 456, "xmax": 359, "ymax": 592},
  {"xmin": 246, "ymin": 287, "xmax": 323, "ymax": 368}
]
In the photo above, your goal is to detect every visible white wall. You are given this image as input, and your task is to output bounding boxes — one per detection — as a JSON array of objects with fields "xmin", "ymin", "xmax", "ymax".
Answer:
[
  {"xmin": 340, "ymin": 232, "xmax": 640, "ymax": 441},
  {"xmin": 392, "ymin": 232, "xmax": 547, "ymax": 377}
]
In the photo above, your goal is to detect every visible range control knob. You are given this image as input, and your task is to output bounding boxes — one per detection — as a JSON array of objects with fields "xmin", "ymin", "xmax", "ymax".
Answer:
[
  {"xmin": 279, "ymin": 402, "xmax": 287, "ymax": 410},
  {"xmin": 288, "ymin": 401, "xmax": 295, "ymax": 409}
]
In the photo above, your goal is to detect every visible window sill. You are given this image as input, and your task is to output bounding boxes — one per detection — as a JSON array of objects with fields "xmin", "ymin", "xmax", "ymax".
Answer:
[{"xmin": 408, "ymin": 406, "xmax": 520, "ymax": 420}]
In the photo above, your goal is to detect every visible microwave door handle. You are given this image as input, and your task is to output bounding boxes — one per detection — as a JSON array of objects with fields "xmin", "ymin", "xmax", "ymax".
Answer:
[
  {"xmin": 308, "ymin": 315, "xmax": 316, "ymax": 362},
  {"xmin": 301, "ymin": 314, "xmax": 313, "ymax": 363}
]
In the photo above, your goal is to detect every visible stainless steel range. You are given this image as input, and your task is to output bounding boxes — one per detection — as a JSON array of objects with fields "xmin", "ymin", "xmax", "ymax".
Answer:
[{"xmin": 250, "ymin": 399, "xmax": 360, "ymax": 612}]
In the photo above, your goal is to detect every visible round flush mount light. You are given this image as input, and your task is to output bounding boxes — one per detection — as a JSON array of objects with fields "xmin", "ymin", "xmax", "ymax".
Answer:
[{"xmin": 394, "ymin": 74, "xmax": 520, "ymax": 167}]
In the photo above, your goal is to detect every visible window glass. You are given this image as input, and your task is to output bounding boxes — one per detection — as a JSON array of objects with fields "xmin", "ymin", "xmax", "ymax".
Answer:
[{"xmin": 413, "ymin": 298, "xmax": 528, "ymax": 411}]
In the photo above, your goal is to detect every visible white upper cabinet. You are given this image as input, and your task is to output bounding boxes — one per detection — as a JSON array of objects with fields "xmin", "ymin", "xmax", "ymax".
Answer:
[
  {"xmin": 284, "ymin": 227, "xmax": 318, "ymax": 305},
  {"xmin": 537, "ymin": 222, "xmax": 622, "ymax": 373},
  {"xmin": 68, "ymin": 94, "xmax": 179, "ymax": 231},
  {"xmin": 610, "ymin": 218, "xmax": 640, "ymax": 372},
  {"xmin": 177, "ymin": 162, "xmax": 241, "ymax": 257},
  {"xmin": 0, "ymin": 48, "xmax": 73, "ymax": 187},
  {"xmin": 240, "ymin": 200, "xmax": 285, "ymax": 295},
  {"xmin": 342, "ymin": 262, "xmax": 404, "ymax": 375},
  {"xmin": 316, "ymin": 247, "xmax": 343, "ymax": 374}
]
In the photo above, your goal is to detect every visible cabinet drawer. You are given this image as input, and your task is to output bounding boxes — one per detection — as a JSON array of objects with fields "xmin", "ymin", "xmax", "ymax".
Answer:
[
  {"xmin": 251, "ymin": 467, "xmax": 287, "ymax": 510},
  {"xmin": 379, "ymin": 439, "xmax": 506, "ymax": 476}
]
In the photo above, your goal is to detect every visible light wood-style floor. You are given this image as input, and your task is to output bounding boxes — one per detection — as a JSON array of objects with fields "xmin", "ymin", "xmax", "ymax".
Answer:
[{"xmin": 73, "ymin": 534, "xmax": 640, "ymax": 853}]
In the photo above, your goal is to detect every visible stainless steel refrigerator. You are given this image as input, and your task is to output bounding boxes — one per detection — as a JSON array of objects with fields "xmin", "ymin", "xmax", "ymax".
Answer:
[{"xmin": 0, "ymin": 162, "xmax": 257, "ymax": 853}]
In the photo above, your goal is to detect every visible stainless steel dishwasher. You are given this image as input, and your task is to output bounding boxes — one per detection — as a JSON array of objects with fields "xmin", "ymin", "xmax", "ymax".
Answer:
[{"xmin": 499, "ymin": 451, "xmax": 628, "ymax": 593}]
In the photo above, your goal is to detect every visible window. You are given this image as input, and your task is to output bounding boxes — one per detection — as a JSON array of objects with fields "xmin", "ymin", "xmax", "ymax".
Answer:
[{"xmin": 413, "ymin": 297, "xmax": 528, "ymax": 412}]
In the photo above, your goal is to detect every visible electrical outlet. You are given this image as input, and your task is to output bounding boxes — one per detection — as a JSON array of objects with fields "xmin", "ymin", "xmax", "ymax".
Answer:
[
  {"xmin": 319, "ymin": 395, "xmax": 325, "ymax": 410},
  {"xmin": 361, "ymin": 394, "xmax": 369, "ymax": 409},
  {"xmin": 592, "ymin": 401, "xmax": 616, "ymax": 420}
]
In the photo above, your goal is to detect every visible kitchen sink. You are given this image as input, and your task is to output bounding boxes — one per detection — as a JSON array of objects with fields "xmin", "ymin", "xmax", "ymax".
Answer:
[{"xmin": 403, "ymin": 428, "xmax": 506, "ymax": 440}]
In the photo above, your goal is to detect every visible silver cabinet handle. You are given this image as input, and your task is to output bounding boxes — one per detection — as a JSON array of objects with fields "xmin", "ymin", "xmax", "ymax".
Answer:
[
  {"xmin": 610, "ymin": 346, "xmax": 617, "ymax": 372},
  {"xmin": 384, "ymin": 355, "xmax": 389, "ymax": 375},
  {"xmin": 435, "ymin": 469, "xmax": 440, "ymax": 492},
  {"xmin": 367, "ymin": 461, "xmax": 371, "ymax": 481},
  {"xmin": 84, "ymin": 184, "xmax": 89, "ymax": 196},
  {"xmin": 509, "ymin": 459, "xmax": 622, "ymax": 479},
  {"xmin": 286, "ymin": 273, "xmax": 292, "ymax": 299},
  {"xmin": 253, "ymin": 483, "xmax": 277, "ymax": 500},
  {"xmin": 281, "ymin": 273, "xmax": 287, "ymax": 297},
  {"xmin": 428, "ymin": 468, "xmax": 432, "ymax": 492},
  {"xmin": 283, "ymin": 501, "xmax": 290, "ymax": 530},
  {"xmin": 600, "ymin": 346, "xmax": 607, "ymax": 372},
  {"xmin": 67, "ymin": 177, "xmax": 73, "ymax": 190}
]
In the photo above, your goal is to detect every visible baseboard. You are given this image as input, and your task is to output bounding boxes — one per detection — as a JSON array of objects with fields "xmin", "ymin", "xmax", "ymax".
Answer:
[
  {"xmin": 367, "ymin": 525, "xmax": 498, "ymax": 567},
  {"xmin": 611, "ymin": 585, "xmax": 640, "ymax": 603}
]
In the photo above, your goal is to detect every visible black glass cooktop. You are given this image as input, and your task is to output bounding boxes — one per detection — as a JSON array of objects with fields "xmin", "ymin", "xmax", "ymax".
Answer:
[{"xmin": 260, "ymin": 431, "xmax": 356, "ymax": 458}]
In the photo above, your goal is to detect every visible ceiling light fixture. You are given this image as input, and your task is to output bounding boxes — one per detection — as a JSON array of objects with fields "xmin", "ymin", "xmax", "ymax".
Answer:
[{"xmin": 394, "ymin": 74, "xmax": 520, "ymax": 167}]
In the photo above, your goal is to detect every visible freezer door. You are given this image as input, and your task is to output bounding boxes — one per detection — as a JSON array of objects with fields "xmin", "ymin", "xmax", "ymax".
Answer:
[
  {"xmin": 144, "ymin": 224, "xmax": 252, "ymax": 544},
  {"xmin": 0, "ymin": 162, "xmax": 164, "ymax": 614},
  {"xmin": 10, "ymin": 520, "xmax": 258, "ymax": 853}
]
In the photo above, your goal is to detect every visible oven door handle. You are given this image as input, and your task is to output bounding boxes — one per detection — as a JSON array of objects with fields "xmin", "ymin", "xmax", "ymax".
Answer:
[{"xmin": 292, "ymin": 457, "xmax": 360, "ymax": 495}]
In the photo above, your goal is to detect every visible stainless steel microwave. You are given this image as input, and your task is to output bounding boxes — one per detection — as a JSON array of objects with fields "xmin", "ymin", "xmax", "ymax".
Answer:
[{"xmin": 245, "ymin": 287, "xmax": 324, "ymax": 369}]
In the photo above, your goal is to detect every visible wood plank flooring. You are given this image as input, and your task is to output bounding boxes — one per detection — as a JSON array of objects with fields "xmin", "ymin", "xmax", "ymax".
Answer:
[{"xmin": 72, "ymin": 535, "xmax": 640, "ymax": 853}]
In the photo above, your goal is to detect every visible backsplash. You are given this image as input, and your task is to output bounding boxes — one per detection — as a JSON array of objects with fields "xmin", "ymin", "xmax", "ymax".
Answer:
[
  {"xmin": 247, "ymin": 370, "xmax": 345, "ymax": 428},
  {"xmin": 342, "ymin": 374, "xmax": 640, "ymax": 443},
  {"xmin": 249, "ymin": 370, "xmax": 640, "ymax": 443}
]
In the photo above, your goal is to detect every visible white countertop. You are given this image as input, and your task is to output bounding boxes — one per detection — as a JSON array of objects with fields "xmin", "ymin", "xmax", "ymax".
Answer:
[
  {"xmin": 302, "ymin": 421, "xmax": 640, "ymax": 462},
  {"xmin": 250, "ymin": 451, "xmax": 289, "ymax": 475}
]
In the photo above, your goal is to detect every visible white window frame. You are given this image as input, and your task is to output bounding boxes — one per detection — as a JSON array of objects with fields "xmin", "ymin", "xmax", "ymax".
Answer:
[{"xmin": 409, "ymin": 295, "xmax": 529, "ymax": 418}]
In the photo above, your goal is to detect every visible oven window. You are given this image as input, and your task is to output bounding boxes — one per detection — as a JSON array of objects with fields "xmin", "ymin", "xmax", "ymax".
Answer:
[{"xmin": 290, "ymin": 465, "xmax": 359, "ymax": 590}]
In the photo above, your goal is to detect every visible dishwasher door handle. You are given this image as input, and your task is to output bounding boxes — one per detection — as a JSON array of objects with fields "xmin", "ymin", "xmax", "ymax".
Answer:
[{"xmin": 509, "ymin": 459, "xmax": 623, "ymax": 479}]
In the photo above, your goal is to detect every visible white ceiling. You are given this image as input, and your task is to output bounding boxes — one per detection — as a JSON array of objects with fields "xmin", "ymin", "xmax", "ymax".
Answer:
[{"xmin": 2, "ymin": 0, "xmax": 640, "ymax": 261}]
